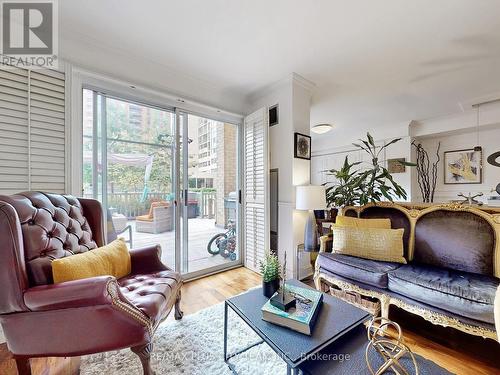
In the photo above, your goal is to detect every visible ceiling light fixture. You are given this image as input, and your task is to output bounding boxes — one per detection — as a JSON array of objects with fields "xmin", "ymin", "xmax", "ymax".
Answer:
[{"xmin": 311, "ymin": 123, "xmax": 334, "ymax": 134}]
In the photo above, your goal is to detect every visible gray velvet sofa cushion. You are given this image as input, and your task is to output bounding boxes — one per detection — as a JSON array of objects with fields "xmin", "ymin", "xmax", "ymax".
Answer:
[
  {"xmin": 414, "ymin": 210, "xmax": 496, "ymax": 276},
  {"xmin": 317, "ymin": 252, "xmax": 402, "ymax": 288},
  {"xmin": 318, "ymin": 268, "xmax": 496, "ymax": 332},
  {"xmin": 388, "ymin": 264, "xmax": 499, "ymax": 324}
]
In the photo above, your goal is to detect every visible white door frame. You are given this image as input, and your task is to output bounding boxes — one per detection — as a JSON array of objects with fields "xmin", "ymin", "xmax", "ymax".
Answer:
[{"xmin": 174, "ymin": 110, "xmax": 244, "ymax": 280}]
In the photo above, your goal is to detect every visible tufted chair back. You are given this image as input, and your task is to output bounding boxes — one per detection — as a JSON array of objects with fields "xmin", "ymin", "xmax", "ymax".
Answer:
[{"xmin": 0, "ymin": 192, "xmax": 106, "ymax": 288}]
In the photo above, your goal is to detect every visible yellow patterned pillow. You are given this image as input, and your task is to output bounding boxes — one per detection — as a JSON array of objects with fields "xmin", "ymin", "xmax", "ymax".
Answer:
[
  {"xmin": 332, "ymin": 226, "xmax": 406, "ymax": 264},
  {"xmin": 52, "ymin": 238, "xmax": 131, "ymax": 283},
  {"xmin": 335, "ymin": 216, "xmax": 391, "ymax": 229}
]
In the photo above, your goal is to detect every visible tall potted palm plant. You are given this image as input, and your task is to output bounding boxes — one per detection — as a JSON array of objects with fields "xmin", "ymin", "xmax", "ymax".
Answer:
[
  {"xmin": 324, "ymin": 133, "xmax": 414, "ymax": 208},
  {"xmin": 325, "ymin": 156, "xmax": 361, "ymax": 208}
]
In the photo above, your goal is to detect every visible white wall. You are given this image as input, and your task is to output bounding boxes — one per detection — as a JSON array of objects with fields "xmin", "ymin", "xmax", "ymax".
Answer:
[
  {"xmin": 385, "ymin": 136, "xmax": 413, "ymax": 200},
  {"xmin": 312, "ymin": 120, "xmax": 411, "ymax": 153},
  {"xmin": 413, "ymin": 126, "xmax": 500, "ymax": 203},
  {"xmin": 292, "ymin": 81, "xmax": 314, "ymax": 279}
]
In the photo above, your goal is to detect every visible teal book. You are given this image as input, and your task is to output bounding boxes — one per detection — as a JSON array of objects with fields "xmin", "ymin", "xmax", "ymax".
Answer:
[{"xmin": 261, "ymin": 284, "xmax": 323, "ymax": 335}]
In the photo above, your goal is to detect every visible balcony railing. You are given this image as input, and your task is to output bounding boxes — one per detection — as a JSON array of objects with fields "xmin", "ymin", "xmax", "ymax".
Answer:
[{"xmin": 83, "ymin": 191, "xmax": 217, "ymax": 219}]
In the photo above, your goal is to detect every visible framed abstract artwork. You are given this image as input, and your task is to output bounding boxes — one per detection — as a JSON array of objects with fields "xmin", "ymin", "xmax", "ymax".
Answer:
[
  {"xmin": 444, "ymin": 148, "xmax": 482, "ymax": 184},
  {"xmin": 294, "ymin": 132, "xmax": 311, "ymax": 160}
]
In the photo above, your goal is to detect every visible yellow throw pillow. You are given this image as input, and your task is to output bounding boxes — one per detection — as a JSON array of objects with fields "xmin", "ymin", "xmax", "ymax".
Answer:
[
  {"xmin": 52, "ymin": 238, "xmax": 131, "ymax": 283},
  {"xmin": 335, "ymin": 216, "xmax": 391, "ymax": 229},
  {"xmin": 332, "ymin": 226, "xmax": 406, "ymax": 264}
]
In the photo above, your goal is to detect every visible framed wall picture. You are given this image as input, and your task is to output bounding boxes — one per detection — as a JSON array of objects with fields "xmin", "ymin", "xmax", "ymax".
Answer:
[
  {"xmin": 269, "ymin": 104, "xmax": 279, "ymax": 126},
  {"xmin": 294, "ymin": 132, "xmax": 311, "ymax": 160},
  {"xmin": 444, "ymin": 148, "xmax": 482, "ymax": 184},
  {"xmin": 387, "ymin": 158, "xmax": 406, "ymax": 173}
]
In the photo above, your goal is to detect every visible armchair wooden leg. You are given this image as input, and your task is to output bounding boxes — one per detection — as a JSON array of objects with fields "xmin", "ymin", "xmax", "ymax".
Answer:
[
  {"xmin": 15, "ymin": 357, "xmax": 32, "ymax": 375},
  {"xmin": 174, "ymin": 290, "xmax": 183, "ymax": 320},
  {"xmin": 131, "ymin": 343, "xmax": 155, "ymax": 375}
]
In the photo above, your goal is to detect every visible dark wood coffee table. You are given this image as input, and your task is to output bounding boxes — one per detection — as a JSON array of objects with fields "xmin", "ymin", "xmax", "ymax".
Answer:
[{"xmin": 223, "ymin": 279, "xmax": 370, "ymax": 375}]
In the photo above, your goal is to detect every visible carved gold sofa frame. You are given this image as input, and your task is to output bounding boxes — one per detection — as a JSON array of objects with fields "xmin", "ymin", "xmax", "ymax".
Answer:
[{"xmin": 314, "ymin": 202, "xmax": 500, "ymax": 341}]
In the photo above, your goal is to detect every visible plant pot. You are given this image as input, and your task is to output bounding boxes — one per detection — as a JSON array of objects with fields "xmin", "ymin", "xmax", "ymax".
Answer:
[{"xmin": 263, "ymin": 279, "xmax": 280, "ymax": 298}]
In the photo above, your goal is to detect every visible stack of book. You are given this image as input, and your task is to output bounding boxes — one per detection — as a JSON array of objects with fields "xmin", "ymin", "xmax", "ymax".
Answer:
[{"xmin": 261, "ymin": 284, "xmax": 323, "ymax": 335}]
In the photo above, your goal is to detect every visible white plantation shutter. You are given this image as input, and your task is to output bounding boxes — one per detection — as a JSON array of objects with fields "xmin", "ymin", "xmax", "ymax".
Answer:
[
  {"xmin": 29, "ymin": 70, "xmax": 66, "ymax": 192},
  {"xmin": 0, "ymin": 66, "xmax": 66, "ymax": 195},
  {"xmin": 244, "ymin": 108, "xmax": 269, "ymax": 273},
  {"xmin": 0, "ymin": 67, "xmax": 29, "ymax": 194}
]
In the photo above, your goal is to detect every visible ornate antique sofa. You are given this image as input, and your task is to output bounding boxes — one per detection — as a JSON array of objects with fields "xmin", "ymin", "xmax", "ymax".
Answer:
[
  {"xmin": 314, "ymin": 202, "xmax": 500, "ymax": 341},
  {"xmin": 0, "ymin": 192, "xmax": 183, "ymax": 375}
]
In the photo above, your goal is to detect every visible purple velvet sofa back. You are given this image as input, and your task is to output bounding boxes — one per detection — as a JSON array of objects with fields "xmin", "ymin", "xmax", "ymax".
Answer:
[
  {"xmin": 414, "ymin": 210, "xmax": 495, "ymax": 275},
  {"xmin": 344, "ymin": 204, "xmax": 497, "ymax": 276}
]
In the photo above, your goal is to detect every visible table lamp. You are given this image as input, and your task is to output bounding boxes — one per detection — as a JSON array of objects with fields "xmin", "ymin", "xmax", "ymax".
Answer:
[{"xmin": 296, "ymin": 185, "xmax": 327, "ymax": 251}]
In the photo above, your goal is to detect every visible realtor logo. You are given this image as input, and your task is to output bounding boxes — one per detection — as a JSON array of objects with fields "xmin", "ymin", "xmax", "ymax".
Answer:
[{"xmin": 1, "ymin": 0, "xmax": 58, "ymax": 68}]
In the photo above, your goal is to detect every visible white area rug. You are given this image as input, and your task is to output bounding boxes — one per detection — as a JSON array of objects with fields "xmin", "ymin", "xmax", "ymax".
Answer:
[{"xmin": 80, "ymin": 303, "xmax": 286, "ymax": 375}]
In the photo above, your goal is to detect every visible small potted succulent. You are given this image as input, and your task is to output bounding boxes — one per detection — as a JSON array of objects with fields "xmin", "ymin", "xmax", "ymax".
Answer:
[{"xmin": 260, "ymin": 252, "xmax": 281, "ymax": 298}]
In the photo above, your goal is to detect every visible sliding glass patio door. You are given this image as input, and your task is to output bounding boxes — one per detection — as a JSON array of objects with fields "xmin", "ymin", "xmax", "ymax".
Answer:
[
  {"xmin": 177, "ymin": 111, "xmax": 241, "ymax": 276},
  {"xmin": 82, "ymin": 89, "xmax": 241, "ymax": 278},
  {"xmin": 82, "ymin": 89, "xmax": 176, "ymax": 267}
]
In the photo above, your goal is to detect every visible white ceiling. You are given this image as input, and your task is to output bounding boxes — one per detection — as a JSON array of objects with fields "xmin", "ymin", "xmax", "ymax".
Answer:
[{"xmin": 60, "ymin": 0, "xmax": 500, "ymax": 139}]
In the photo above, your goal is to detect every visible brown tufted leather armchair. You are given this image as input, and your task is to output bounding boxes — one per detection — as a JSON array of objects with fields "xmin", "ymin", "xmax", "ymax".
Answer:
[{"xmin": 0, "ymin": 192, "xmax": 183, "ymax": 375}]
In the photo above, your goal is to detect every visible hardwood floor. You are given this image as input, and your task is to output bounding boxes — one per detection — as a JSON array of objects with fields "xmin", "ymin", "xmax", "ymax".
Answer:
[
  {"xmin": 0, "ymin": 267, "xmax": 498, "ymax": 375},
  {"xmin": 387, "ymin": 307, "xmax": 500, "ymax": 375},
  {"xmin": 172, "ymin": 266, "xmax": 262, "ymax": 317}
]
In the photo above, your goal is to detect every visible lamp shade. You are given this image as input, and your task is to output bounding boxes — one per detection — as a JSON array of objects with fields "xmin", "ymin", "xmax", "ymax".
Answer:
[{"xmin": 296, "ymin": 185, "xmax": 327, "ymax": 210}]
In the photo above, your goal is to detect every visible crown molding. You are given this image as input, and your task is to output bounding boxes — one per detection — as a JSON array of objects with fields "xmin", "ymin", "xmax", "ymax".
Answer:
[
  {"xmin": 411, "ymin": 100, "xmax": 500, "ymax": 138},
  {"xmin": 459, "ymin": 91, "xmax": 500, "ymax": 111},
  {"xmin": 291, "ymin": 72, "xmax": 316, "ymax": 92},
  {"xmin": 247, "ymin": 72, "xmax": 316, "ymax": 104}
]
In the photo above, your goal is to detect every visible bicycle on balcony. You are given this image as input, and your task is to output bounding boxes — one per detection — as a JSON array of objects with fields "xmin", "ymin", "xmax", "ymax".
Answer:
[{"xmin": 207, "ymin": 220, "xmax": 237, "ymax": 261}]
